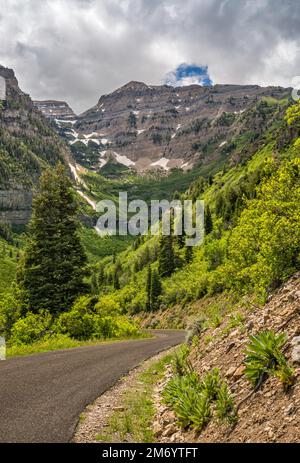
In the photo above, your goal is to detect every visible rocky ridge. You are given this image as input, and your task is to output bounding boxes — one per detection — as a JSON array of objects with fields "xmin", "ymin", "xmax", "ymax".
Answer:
[
  {"xmin": 49, "ymin": 81, "xmax": 291, "ymax": 173},
  {"xmin": 34, "ymin": 100, "xmax": 76, "ymax": 121},
  {"xmin": 0, "ymin": 65, "xmax": 76, "ymax": 224}
]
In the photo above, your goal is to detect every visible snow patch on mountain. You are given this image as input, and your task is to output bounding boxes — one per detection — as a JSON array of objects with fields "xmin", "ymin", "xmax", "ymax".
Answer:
[
  {"xmin": 113, "ymin": 152, "xmax": 135, "ymax": 167},
  {"xmin": 151, "ymin": 157, "xmax": 170, "ymax": 170}
]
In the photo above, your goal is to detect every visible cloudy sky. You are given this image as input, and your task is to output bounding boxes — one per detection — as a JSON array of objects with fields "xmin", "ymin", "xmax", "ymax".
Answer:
[{"xmin": 0, "ymin": 0, "xmax": 299, "ymax": 113}]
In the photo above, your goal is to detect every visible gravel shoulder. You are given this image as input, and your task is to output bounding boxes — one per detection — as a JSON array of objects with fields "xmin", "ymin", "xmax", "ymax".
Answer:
[{"xmin": 73, "ymin": 348, "xmax": 177, "ymax": 443}]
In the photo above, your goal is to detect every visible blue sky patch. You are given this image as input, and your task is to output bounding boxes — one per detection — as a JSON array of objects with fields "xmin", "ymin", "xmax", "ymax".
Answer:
[{"xmin": 165, "ymin": 63, "xmax": 213, "ymax": 87}]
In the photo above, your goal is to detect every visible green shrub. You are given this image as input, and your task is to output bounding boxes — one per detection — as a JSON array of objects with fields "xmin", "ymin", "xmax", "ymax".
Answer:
[
  {"xmin": 0, "ymin": 285, "xmax": 25, "ymax": 338},
  {"xmin": 244, "ymin": 330, "xmax": 295, "ymax": 390},
  {"xmin": 56, "ymin": 309, "xmax": 95, "ymax": 340},
  {"xmin": 10, "ymin": 311, "xmax": 52, "ymax": 345},
  {"xmin": 223, "ymin": 159, "xmax": 300, "ymax": 299},
  {"xmin": 56, "ymin": 295, "xmax": 138, "ymax": 340}
]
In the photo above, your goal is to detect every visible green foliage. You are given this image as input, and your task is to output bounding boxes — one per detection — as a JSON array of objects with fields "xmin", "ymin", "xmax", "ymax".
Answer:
[
  {"xmin": 244, "ymin": 330, "xmax": 295, "ymax": 390},
  {"xmin": 55, "ymin": 297, "xmax": 96, "ymax": 340},
  {"xmin": 146, "ymin": 265, "xmax": 152, "ymax": 311},
  {"xmin": 158, "ymin": 235, "xmax": 175, "ymax": 277},
  {"xmin": 215, "ymin": 383, "xmax": 237, "ymax": 424},
  {"xmin": 163, "ymin": 362, "xmax": 236, "ymax": 432},
  {"xmin": 185, "ymin": 244, "xmax": 193, "ymax": 263},
  {"xmin": 18, "ymin": 164, "xmax": 89, "ymax": 314},
  {"xmin": 172, "ymin": 345, "xmax": 192, "ymax": 376},
  {"xmin": 204, "ymin": 205, "xmax": 213, "ymax": 235},
  {"xmin": 200, "ymin": 368, "xmax": 221, "ymax": 401},
  {"xmin": 0, "ymin": 242, "xmax": 18, "ymax": 294},
  {"xmin": 56, "ymin": 294, "xmax": 138, "ymax": 340},
  {"xmin": 10, "ymin": 311, "xmax": 52, "ymax": 346},
  {"xmin": 0, "ymin": 284, "xmax": 25, "ymax": 337},
  {"xmin": 80, "ymin": 226, "xmax": 132, "ymax": 263},
  {"xmin": 223, "ymin": 159, "xmax": 300, "ymax": 299},
  {"xmin": 0, "ymin": 94, "xmax": 67, "ymax": 189},
  {"xmin": 0, "ymin": 222, "xmax": 12, "ymax": 242},
  {"xmin": 285, "ymin": 100, "xmax": 300, "ymax": 129},
  {"xmin": 150, "ymin": 269, "xmax": 162, "ymax": 310}
]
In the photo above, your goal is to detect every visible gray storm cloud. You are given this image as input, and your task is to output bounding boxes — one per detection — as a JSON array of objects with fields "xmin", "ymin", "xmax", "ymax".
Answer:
[{"xmin": 0, "ymin": 0, "xmax": 299, "ymax": 113}]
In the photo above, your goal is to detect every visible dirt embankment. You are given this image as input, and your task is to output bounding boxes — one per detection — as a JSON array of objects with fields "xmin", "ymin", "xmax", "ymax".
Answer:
[{"xmin": 153, "ymin": 273, "xmax": 300, "ymax": 443}]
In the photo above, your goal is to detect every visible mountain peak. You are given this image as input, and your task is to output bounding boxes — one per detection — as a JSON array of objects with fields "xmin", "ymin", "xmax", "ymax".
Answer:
[
  {"xmin": 34, "ymin": 100, "xmax": 77, "ymax": 120},
  {"xmin": 0, "ymin": 64, "xmax": 16, "ymax": 80},
  {"xmin": 119, "ymin": 81, "xmax": 149, "ymax": 91}
]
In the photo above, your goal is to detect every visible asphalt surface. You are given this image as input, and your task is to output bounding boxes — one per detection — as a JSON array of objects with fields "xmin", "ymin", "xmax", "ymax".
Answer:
[{"xmin": 0, "ymin": 330, "xmax": 185, "ymax": 443}]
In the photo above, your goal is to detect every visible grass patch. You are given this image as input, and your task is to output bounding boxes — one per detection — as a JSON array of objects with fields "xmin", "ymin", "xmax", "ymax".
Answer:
[
  {"xmin": 96, "ymin": 352, "xmax": 173, "ymax": 443},
  {"xmin": 6, "ymin": 332, "xmax": 150, "ymax": 358},
  {"xmin": 80, "ymin": 226, "xmax": 133, "ymax": 263}
]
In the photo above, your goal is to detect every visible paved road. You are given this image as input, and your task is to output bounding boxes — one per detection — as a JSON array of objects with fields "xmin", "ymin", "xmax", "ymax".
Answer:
[{"xmin": 0, "ymin": 330, "xmax": 184, "ymax": 443}]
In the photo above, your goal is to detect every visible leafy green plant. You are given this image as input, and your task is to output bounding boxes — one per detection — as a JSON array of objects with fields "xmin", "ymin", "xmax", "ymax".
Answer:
[
  {"xmin": 201, "ymin": 368, "xmax": 221, "ymax": 401},
  {"xmin": 174, "ymin": 389, "xmax": 211, "ymax": 430},
  {"xmin": 215, "ymin": 383, "xmax": 237, "ymax": 424},
  {"xmin": 172, "ymin": 345, "xmax": 192, "ymax": 376},
  {"xmin": 163, "ymin": 364, "xmax": 237, "ymax": 432},
  {"xmin": 210, "ymin": 314, "xmax": 222, "ymax": 329},
  {"xmin": 163, "ymin": 372, "xmax": 211, "ymax": 431},
  {"xmin": 189, "ymin": 396, "xmax": 212, "ymax": 431},
  {"xmin": 162, "ymin": 371, "xmax": 201, "ymax": 406},
  {"xmin": 244, "ymin": 330, "xmax": 295, "ymax": 390}
]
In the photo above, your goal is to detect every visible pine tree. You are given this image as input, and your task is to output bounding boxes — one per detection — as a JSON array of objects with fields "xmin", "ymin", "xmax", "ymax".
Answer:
[
  {"xmin": 98, "ymin": 264, "xmax": 104, "ymax": 288},
  {"xmin": 204, "ymin": 205, "xmax": 213, "ymax": 235},
  {"xmin": 18, "ymin": 164, "xmax": 88, "ymax": 314},
  {"xmin": 113, "ymin": 269, "xmax": 120, "ymax": 290},
  {"xmin": 177, "ymin": 212, "xmax": 185, "ymax": 249},
  {"xmin": 150, "ymin": 269, "xmax": 162, "ymax": 310},
  {"xmin": 185, "ymin": 244, "xmax": 193, "ymax": 263},
  {"xmin": 158, "ymin": 234, "xmax": 175, "ymax": 277},
  {"xmin": 91, "ymin": 272, "xmax": 98, "ymax": 294},
  {"xmin": 146, "ymin": 265, "xmax": 152, "ymax": 311}
]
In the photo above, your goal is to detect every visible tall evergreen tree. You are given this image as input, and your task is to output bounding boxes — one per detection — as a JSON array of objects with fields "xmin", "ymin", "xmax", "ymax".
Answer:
[
  {"xmin": 150, "ymin": 269, "xmax": 162, "ymax": 310},
  {"xmin": 158, "ymin": 234, "xmax": 175, "ymax": 277},
  {"xmin": 91, "ymin": 272, "xmax": 98, "ymax": 294},
  {"xmin": 18, "ymin": 164, "xmax": 88, "ymax": 314},
  {"xmin": 185, "ymin": 244, "xmax": 193, "ymax": 263},
  {"xmin": 98, "ymin": 264, "xmax": 104, "ymax": 288},
  {"xmin": 113, "ymin": 269, "xmax": 120, "ymax": 290},
  {"xmin": 176, "ymin": 212, "xmax": 185, "ymax": 249},
  {"xmin": 204, "ymin": 205, "xmax": 213, "ymax": 235}
]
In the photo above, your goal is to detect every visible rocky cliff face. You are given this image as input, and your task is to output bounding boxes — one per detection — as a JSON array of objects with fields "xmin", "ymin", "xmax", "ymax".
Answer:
[
  {"xmin": 34, "ymin": 100, "xmax": 76, "ymax": 121},
  {"xmin": 52, "ymin": 81, "xmax": 291, "ymax": 172},
  {"xmin": 0, "ymin": 65, "xmax": 74, "ymax": 224},
  {"xmin": 0, "ymin": 190, "xmax": 32, "ymax": 225}
]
